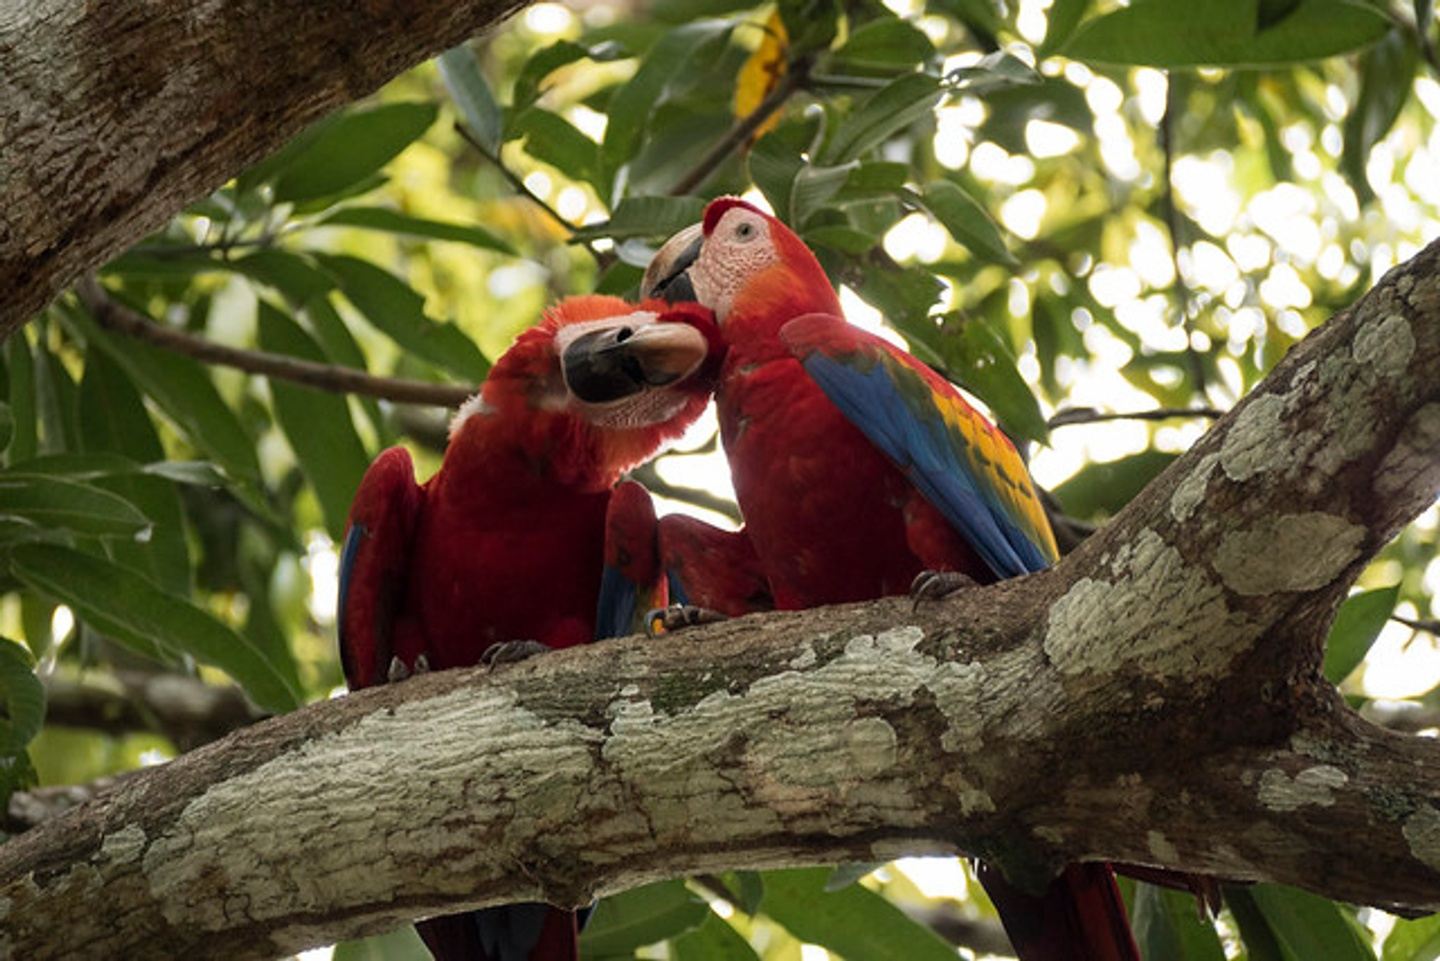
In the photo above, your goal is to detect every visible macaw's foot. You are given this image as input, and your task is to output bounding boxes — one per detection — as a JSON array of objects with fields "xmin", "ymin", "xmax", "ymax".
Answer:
[
  {"xmin": 386, "ymin": 653, "xmax": 431, "ymax": 683},
  {"xmin": 910, "ymin": 570, "xmax": 979, "ymax": 609},
  {"xmin": 645, "ymin": 604, "xmax": 728, "ymax": 638},
  {"xmin": 481, "ymin": 639, "xmax": 551, "ymax": 668}
]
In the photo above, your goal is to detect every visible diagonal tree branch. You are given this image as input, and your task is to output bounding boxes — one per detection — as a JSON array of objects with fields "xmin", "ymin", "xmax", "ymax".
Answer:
[
  {"xmin": 76, "ymin": 279, "xmax": 475, "ymax": 407},
  {"xmin": 0, "ymin": 0, "xmax": 533, "ymax": 337},
  {"xmin": 2, "ymin": 239, "xmax": 1438, "ymax": 960}
]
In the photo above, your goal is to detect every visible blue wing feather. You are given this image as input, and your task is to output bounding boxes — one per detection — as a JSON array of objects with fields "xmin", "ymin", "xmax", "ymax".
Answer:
[
  {"xmin": 785, "ymin": 316, "xmax": 1055, "ymax": 578},
  {"xmin": 595, "ymin": 564, "xmax": 639, "ymax": 641}
]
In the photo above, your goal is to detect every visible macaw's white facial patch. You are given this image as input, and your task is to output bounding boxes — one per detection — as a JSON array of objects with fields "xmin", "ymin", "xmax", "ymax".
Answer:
[
  {"xmin": 694, "ymin": 208, "xmax": 779, "ymax": 323},
  {"xmin": 551, "ymin": 312, "xmax": 661, "ymax": 357}
]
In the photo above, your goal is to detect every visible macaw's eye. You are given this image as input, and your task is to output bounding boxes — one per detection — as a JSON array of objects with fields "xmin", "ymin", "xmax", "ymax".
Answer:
[{"xmin": 735, "ymin": 221, "xmax": 756, "ymax": 242}]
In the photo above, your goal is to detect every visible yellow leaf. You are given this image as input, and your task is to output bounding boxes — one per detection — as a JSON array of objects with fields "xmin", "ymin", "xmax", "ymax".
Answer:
[{"xmin": 733, "ymin": 11, "xmax": 789, "ymax": 141}]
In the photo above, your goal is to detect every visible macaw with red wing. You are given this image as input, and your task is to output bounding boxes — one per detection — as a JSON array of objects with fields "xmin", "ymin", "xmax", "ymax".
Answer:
[
  {"xmin": 338, "ymin": 294, "xmax": 718, "ymax": 961},
  {"xmin": 638, "ymin": 198, "xmax": 1141, "ymax": 961}
]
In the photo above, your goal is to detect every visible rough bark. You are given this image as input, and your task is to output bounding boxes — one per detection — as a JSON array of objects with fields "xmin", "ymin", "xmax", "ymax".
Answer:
[
  {"xmin": 0, "ymin": 0, "xmax": 525, "ymax": 338},
  {"xmin": 1, "ymin": 243, "xmax": 1437, "ymax": 959}
]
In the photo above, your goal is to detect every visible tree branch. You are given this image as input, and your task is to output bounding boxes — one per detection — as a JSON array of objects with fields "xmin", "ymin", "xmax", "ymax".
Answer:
[
  {"xmin": 1048, "ymin": 406, "xmax": 1224, "ymax": 428},
  {"xmin": 0, "ymin": 0, "xmax": 532, "ymax": 336},
  {"xmin": 43, "ymin": 670, "xmax": 265, "ymax": 752},
  {"xmin": 77, "ymin": 279, "xmax": 474, "ymax": 407},
  {"xmin": 3, "ymin": 241, "xmax": 1438, "ymax": 959}
]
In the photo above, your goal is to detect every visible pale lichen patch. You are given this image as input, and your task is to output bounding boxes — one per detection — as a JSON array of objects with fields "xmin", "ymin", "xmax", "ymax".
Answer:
[
  {"xmin": 1170, "ymin": 453, "xmax": 1218, "ymax": 523},
  {"xmin": 141, "ymin": 687, "xmax": 602, "ymax": 930},
  {"xmin": 1147, "ymin": 830, "xmax": 1178, "ymax": 864},
  {"xmin": 1353, "ymin": 313, "xmax": 1415, "ymax": 376},
  {"xmin": 1044, "ymin": 529, "xmax": 1247, "ymax": 679},
  {"xmin": 100, "ymin": 824, "xmax": 147, "ymax": 864},
  {"xmin": 1258, "ymin": 765, "xmax": 1348, "ymax": 811},
  {"xmin": 1220, "ymin": 394, "xmax": 1291, "ymax": 482},
  {"xmin": 1213, "ymin": 513, "xmax": 1364, "ymax": 595},
  {"xmin": 1402, "ymin": 805, "xmax": 1440, "ymax": 874}
]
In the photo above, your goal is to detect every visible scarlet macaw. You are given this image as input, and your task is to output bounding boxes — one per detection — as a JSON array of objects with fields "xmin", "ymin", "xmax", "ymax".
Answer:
[
  {"xmin": 338, "ymin": 295, "xmax": 718, "ymax": 961},
  {"xmin": 639, "ymin": 198, "xmax": 1141, "ymax": 961}
]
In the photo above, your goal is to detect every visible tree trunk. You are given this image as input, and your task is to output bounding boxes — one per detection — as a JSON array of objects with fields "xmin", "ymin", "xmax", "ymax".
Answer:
[
  {"xmin": 1, "ymin": 238, "xmax": 1437, "ymax": 960},
  {"xmin": 0, "ymin": 0, "xmax": 524, "ymax": 338}
]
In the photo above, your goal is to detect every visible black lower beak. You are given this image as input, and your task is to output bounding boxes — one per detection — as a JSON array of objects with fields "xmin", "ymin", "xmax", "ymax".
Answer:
[
  {"xmin": 561, "ymin": 322, "xmax": 709, "ymax": 404},
  {"xmin": 642, "ymin": 227, "xmax": 703, "ymax": 302},
  {"xmin": 653, "ymin": 270, "xmax": 695, "ymax": 304}
]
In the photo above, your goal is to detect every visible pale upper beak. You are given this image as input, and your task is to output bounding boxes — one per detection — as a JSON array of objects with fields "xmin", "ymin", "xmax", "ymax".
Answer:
[
  {"xmin": 561, "ymin": 319, "xmax": 709, "ymax": 405},
  {"xmin": 642, "ymin": 223, "xmax": 703, "ymax": 303}
]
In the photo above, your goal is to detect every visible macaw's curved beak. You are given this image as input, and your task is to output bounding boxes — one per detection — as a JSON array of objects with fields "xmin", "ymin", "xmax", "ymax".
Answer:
[
  {"xmin": 562, "ymin": 319, "xmax": 709, "ymax": 404},
  {"xmin": 642, "ymin": 223, "xmax": 703, "ymax": 303}
]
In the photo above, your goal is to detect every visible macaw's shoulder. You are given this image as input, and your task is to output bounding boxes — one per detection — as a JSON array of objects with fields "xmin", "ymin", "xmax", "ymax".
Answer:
[{"xmin": 779, "ymin": 313, "xmax": 1059, "ymax": 577}]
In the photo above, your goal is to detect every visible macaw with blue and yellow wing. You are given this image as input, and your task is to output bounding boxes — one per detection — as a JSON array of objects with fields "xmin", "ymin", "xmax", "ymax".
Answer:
[{"xmin": 638, "ymin": 197, "xmax": 1140, "ymax": 961}]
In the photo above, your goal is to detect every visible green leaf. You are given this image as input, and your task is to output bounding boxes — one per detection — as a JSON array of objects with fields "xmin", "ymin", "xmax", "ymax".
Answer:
[
  {"xmin": 232, "ymin": 249, "xmax": 337, "ymax": 305},
  {"xmin": 1420, "ymin": 0, "xmax": 1435, "ymax": 33},
  {"xmin": 1039, "ymin": 0, "xmax": 1092, "ymax": 56},
  {"xmin": 1052, "ymin": 451, "xmax": 1179, "ymax": 520},
  {"xmin": 1322, "ymin": 585, "xmax": 1400, "ymax": 685},
  {"xmin": 270, "ymin": 102, "xmax": 439, "ymax": 205},
  {"xmin": 1065, "ymin": 0, "xmax": 1391, "ymax": 67},
  {"xmin": 1132, "ymin": 881, "xmax": 1226, "ymax": 961},
  {"xmin": 11, "ymin": 543, "xmax": 298, "ymax": 713},
  {"xmin": 1236, "ymin": 884, "xmax": 1376, "ymax": 961},
  {"xmin": 513, "ymin": 40, "xmax": 629, "ymax": 113},
  {"xmin": 1383, "ymin": 912, "xmax": 1440, "ymax": 961},
  {"xmin": 34, "ymin": 341, "xmax": 80, "ymax": 455},
  {"xmin": 5, "ymin": 336, "xmax": 36, "ymax": 464},
  {"xmin": 256, "ymin": 303, "xmax": 371, "ymax": 540},
  {"xmin": 571, "ymin": 195, "xmax": 707, "ymax": 242},
  {"xmin": 939, "ymin": 314, "xmax": 1050, "ymax": 445},
  {"xmin": 825, "ymin": 863, "xmax": 883, "ymax": 890},
  {"xmin": 762, "ymin": 867, "xmax": 956, "ymax": 961},
  {"xmin": 439, "ymin": 45, "xmax": 503, "ymax": 154},
  {"xmin": 63, "ymin": 305, "xmax": 263, "ymax": 483},
  {"xmin": 318, "ymin": 207, "xmax": 515, "ymax": 254},
  {"xmin": 734, "ymin": 871, "xmax": 764, "ymax": 914},
  {"xmin": 0, "ymin": 637, "xmax": 44, "ymax": 754},
  {"xmin": 78, "ymin": 349, "xmax": 192, "ymax": 593},
  {"xmin": 511, "ymin": 107, "xmax": 602, "ymax": 190},
  {"xmin": 1341, "ymin": 29, "xmax": 1418, "ymax": 205},
  {"xmin": 917, "ymin": 181, "xmax": 1017, "ymax": 267},
  {"xmin": 602, "ymin": 20, "xmax": 733, "ymax": 192},
  {"xmin": 314, "ymin": 254, "xmax": 489, "ymax": 383},
  {"xmin": 791, "ymin": 161, "xmax": 860, "ymax": 226},
  {"xmin": 300, "ymin": 297, "xmax": 390, "ymax": 446},
  {"xmin": 805, "ymin": 224, "xmax": 880, "ymax": 254},
  {"xmin": 822, "ymin": 73, "xmax": 943, "ymax": 165},
  {"xmin": 333, "ymin": 925, "xmax": 431, "ymax": 961},
  {"xmin": 673, "ymin": 912, "xmax": 763, "ymax": 961},
  {"xmin": 830, "ymin": 18, "xmax": 936, "ymax": 71},
  {"xmin": 0, "ymin": 473, "xmax": 151, "ymax": 537},
  {"xmin": 0, "ymin": 402, "xmax": 13, "ymax": 454},
  {"xmin": 749, "ymin": 130, "xmax": 808, "ymax": 223},
  {"xmin": 580, "ymin": 880, "xmax": 709, "ymax": 956}
]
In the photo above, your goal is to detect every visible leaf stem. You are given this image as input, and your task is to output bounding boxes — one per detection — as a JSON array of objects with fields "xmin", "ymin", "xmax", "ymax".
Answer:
[{"xmin": 1047, "ymin": 406, "xmax": 1225, "ymax": 428}]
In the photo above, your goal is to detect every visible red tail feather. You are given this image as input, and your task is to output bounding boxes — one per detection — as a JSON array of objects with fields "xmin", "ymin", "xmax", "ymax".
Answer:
[{"xmin": 978, "ymin": 861, "xmax": 1140, "ymax": 961}]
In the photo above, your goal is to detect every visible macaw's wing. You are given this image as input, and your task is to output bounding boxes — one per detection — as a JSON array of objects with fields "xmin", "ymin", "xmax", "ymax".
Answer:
[
  {"xmin": 658, "ymin": 515, "xmax": 773, "ymax": 616},
  {"xmin": 418, "ymin": 904, "xmax": 580, "ymax": 961},
  {"xmin": 338, "ymin": 447, "xmax": 422, "ymax": 689},
  {"xmin": 595, "ymin": 480, "xmax": 666, "ymax": 640},
  {"xmin": 780, "ymin": 314, "xmax": 1058, "ymax": 578}
]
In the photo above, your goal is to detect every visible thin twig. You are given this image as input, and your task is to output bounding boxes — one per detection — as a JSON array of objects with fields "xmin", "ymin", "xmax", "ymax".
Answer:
[
  {"xmin": 1160, "ymin": 75, "xmax": 1208, "ymax": 397},
  {"xmin": 127, "ymin": 236, "xmax": 276, "ymax": 260},
  {"xmin": 1394, "ymin": 615, "xmax": 1440, "ymax": 637},
  {"xmin": 1048, "ymin": 406, "xmax": 1225, "ymax": 428},
  {"xmin": 453, "ymin": 123, "xmax": 616, "ymax": 270},
  {"xmin": 76, "ymin": 278, "xmax": 473, "ymax": 407},
  {"xmin": 668, "ymin": 57, "xmax": 810, "ymax": 197}
]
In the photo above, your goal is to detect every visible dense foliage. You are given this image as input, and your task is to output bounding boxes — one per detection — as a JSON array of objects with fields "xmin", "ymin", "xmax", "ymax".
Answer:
[{"xmin": 3, "ymin": 0, "xmax": 1438, "ymax": 957}]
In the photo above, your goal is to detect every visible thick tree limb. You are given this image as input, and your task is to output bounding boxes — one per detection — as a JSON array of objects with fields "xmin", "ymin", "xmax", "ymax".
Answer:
[
  {"xmin": 1, "ymin": 243, "xmax": 1438, "ymax": 958},
  {"xmin": 0, "ymin": 0, "xmax": 526, "ymax": 337}
]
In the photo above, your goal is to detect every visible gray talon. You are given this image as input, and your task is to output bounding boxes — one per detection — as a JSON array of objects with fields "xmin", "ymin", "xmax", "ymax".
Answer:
[
  {"xmin": 387, "ymin": 656, "xmax": 411, "ymax": 683},
  {"xmin": 482, "ymin": 639, "xmax": 551, "ymax": 668},
  {"xmin": 910, "ymin": 570, "xmax": 978, "ymax": 609},
  {"xmin": 413, "ymin": 653, "xmax": 431, "ymax": 674}
]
